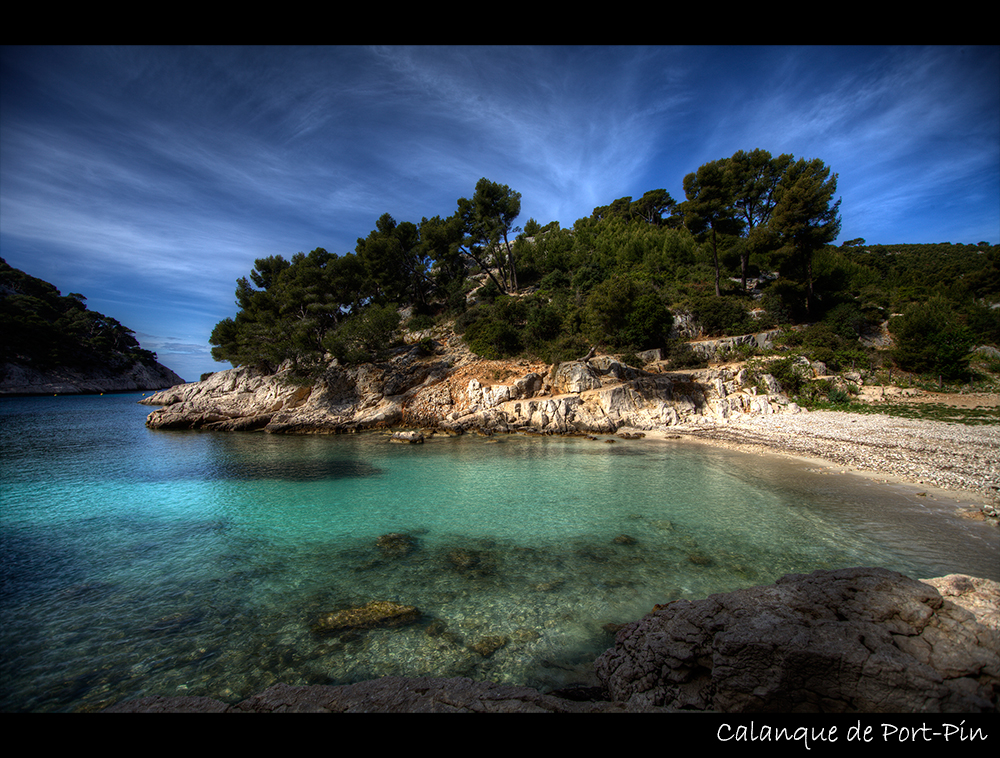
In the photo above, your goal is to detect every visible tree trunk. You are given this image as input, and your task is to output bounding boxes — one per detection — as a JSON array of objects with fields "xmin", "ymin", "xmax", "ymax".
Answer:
[{"xmin": 502, "ymin": 232, "xmax": 517, "ymax": 293}]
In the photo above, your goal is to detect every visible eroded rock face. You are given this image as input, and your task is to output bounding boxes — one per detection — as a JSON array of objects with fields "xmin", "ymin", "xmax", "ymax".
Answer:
[
  {"xmin": 142, "ymin": 344, "xmax": 799, "ymax": 437},
  {"xmin": 594, "ymin": 567, "xmax": 1000, "ymax": 713},
  {"xmin": 552, "ymin": 361, "xmax": 602, "ymax": 394},
  {"xmin": 2, "ymin": 359, "xmax": 185, "ymax": 396}
]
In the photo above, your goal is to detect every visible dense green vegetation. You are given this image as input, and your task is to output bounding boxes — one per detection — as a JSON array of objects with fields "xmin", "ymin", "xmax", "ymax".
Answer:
[
  {"xmin": 1, "ymin": 258, "xmax": 160, "ymax": 371},
  {"xmin": 208, "ymin": 149, "xmax": 1000, "ymax": 387}
]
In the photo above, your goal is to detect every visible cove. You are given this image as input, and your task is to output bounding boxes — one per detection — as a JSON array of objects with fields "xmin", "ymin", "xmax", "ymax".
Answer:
[{"xmin": 1, "ymin": 393, "xmax": 997, "ymax": 712}]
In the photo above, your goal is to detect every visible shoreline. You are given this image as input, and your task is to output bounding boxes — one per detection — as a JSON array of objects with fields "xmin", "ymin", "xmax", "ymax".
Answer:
[{"xmin": 635, "ymin": 408, "xmax": 999, "ymax": 520}]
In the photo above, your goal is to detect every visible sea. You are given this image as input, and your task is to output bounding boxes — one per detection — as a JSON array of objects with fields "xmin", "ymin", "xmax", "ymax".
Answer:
[{"xmin": 1, "ymin": 392, "xmax": 997, "ymax": 712}]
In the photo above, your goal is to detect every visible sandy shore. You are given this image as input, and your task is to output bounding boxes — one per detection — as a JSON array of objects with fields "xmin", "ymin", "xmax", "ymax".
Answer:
[{"xmin": 639, "ymin": 409, "xmax": 1000, "ymax": 513}]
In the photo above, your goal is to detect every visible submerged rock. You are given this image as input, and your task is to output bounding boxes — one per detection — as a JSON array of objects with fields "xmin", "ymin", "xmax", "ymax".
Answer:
[
  {"xmin": 468, "ymin": 635, "xmax": 508, "ymax": 657},
  {"xmin": 376, "ymin": 532, "xmax": 419, "ymax": 558},
  {"xmin": 312, "ymin": 600, "xmax": 421, "ymax": 636},
  {"xmin": 446, "ymin": 547, "xmax": 496, "ymax": 575},
  {"xmin": 687, "ymin": 551, "xmax": 713, "ymax": 566}
]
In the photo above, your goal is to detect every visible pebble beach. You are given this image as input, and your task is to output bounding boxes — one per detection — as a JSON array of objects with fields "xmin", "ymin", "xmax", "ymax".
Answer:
[{"xmin": 662, "ymin": 409, "xmax": 1000, "ymax": 509}]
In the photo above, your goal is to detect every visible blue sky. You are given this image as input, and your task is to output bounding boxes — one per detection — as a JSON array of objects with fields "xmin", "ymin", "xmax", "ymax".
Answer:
[{"xmin": 2, "ymin": 45, "xmax": 998, "ymax": 382}]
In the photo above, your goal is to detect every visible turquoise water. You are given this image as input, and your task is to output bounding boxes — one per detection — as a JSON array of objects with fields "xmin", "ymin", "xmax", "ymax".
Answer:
[{"xmin": 2, "ymin": 393, "xmax": 997, "ymax": 712}]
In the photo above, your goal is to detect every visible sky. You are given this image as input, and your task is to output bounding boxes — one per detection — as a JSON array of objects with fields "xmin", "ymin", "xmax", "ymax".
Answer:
[{"xmin": 2, "ymin": 45, "xmax": 998, "ymax": 382}]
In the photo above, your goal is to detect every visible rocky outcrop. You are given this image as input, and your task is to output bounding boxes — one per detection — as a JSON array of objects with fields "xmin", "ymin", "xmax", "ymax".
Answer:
[
  {"xmin": 451, "ymin": 358, "xmax": 800, "ymax": 434},
  {"xmin": 1, "ymin": 359, "xmax": 184, "ymax": 396},
  {"xmin": 140, "ymin": 334, "xmax": 801, "ymax": 435},
  {"xmin": 594, "ymin": 567, "xmax": 1000, "ymax": 713},
  {"xmin": 686, "ymin": 329, "xmax": 782, "ymax": 360},
  {"xmin": 103, "ymin": 568, "xmax": 999, "ymax": 713}
]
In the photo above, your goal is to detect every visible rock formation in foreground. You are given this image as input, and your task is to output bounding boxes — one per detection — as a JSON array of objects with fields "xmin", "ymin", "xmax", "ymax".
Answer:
[
  {"xmin": 104, "ymin": 567, "xmax": 999, "ymax": 713},
  {"xmin": 595, "ymin": 567, "xmax": 999, "ymax": 713},
  {"xmin": 140, "ymin": 332, "xmax": 801, "ymax": 435}
]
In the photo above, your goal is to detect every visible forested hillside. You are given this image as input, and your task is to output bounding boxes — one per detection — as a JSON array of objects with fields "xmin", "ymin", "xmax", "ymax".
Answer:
[
  {"xmin": 1, "ymin": 258, "xmax": 161, "ymax": 373},
  {"xmin": 208, "ymin": 149, "xmax": 1000, "ymax": 386}
]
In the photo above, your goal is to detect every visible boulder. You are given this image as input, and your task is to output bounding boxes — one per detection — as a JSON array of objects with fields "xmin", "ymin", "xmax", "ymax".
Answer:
[
  {"xmin": 552, "ymin": 361, "xmax": 602, "ymax": 394},
  {"xmin": 389, "ymin": 430, "xmax": 424, "ymax": 444},
  {"xmin": 513, "ymin": 372, "xmax": 544, "ymax": 399},
  {"xmin": 588, "ymin": 356, "xmax": 640, "ymax": 381},
  {"xmin": 594, "ymin": 566, "xmax": 999, "ymax": 713}
]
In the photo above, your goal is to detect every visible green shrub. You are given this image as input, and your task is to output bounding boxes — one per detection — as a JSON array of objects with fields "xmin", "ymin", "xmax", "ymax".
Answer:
[
  {"xmin": 666, "ymin": 340, "xmax": 707, "ymax": 368},
  {"xmin": 687, "ymin": 294, "xmax": 755, "ymax": 337},
  {"xmin": 464, "ymin": 319, "xmax": 522, "ymax": 359},
  {"xmin": 889, "ymin": 298, "xmax": 975, "ymax": 380},
  {"xmin": 453, "ymin": 305, "xmax": 486, "ymax": 334},
  {"xmin": 323, "ymin": 303, "xmax": 401, "ymax": 364},
  {"xmin": 584, "ymin": 275, "xmax": 672, "ymax": 350},
  {"xmin": 827, "ymin": 387, "xmax": 851, "ymax": 404},
  {"xmin": 766, "ymin": 356, "xmax": 808, "ymax": 395},
  {"xmin": 524, "ymin": 302, "xmax": 563, "ymax": 348},
  {"xmin": 761, "ymin": 281, "xmax": 809, "ymax": 324},
  {"xmin": 537, "ymin": 334, "xmax": 591, "ymax": 364},
  {"xmin": 407, "ymin": 313, "xmax": 435, "ymax": 331}
]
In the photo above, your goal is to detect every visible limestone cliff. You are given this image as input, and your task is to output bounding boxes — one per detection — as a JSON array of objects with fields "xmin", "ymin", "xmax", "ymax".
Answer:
[
  {"xmin": 140, "ymin": 332, "xmax": 802, "ymax": 434},
  {"xmin": 1, "ymin": 358, "xmax": 185, "ymax": 396}
]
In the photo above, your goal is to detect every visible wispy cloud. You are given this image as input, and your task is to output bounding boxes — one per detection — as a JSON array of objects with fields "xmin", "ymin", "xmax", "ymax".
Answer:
[{"xmin": 2, "ymin": 45, "xmax": 997, "ymax": 378}]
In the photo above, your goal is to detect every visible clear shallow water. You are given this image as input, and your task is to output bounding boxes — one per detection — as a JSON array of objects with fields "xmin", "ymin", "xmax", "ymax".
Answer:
[{"xmin": 1, "ymin": 393, "xmax": 997, "ymax": 712}]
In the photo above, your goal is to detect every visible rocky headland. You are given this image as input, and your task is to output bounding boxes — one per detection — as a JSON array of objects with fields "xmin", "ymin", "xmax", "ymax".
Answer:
[
  {"xmin": 1, "ymin": 257, "xmax": 187, "ymax": 395},
  {"xmin": 1, "ymin": 359, "xmax": 184, "ymax": 396},
  {"xmin": 140, "ymin": 326, "xmax": 802, "ymax": 436}
]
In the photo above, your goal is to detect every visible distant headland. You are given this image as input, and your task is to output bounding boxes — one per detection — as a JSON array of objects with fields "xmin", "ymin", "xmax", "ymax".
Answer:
[{"xmin": 0, "ymin": 258, "xmax": 184, "ymax": 395}]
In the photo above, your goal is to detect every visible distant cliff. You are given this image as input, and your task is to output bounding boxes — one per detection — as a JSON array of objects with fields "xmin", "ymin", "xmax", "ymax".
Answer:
[
  {"xmin": 0, "ymin": 359, "xmax": 184, "ymax": 396},
  {"xmin": 0, "ymin": 258, "xmax": 184, "ymax": 395}
]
